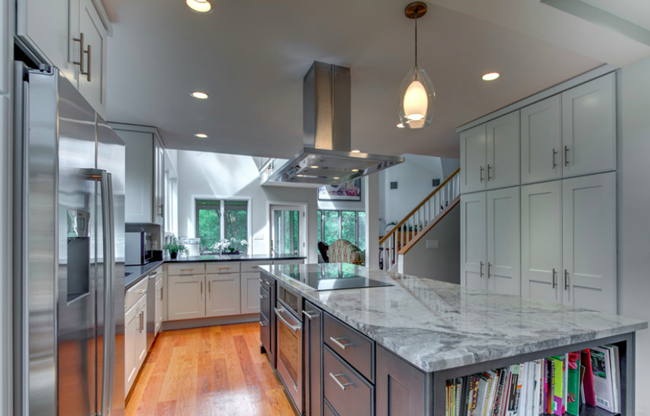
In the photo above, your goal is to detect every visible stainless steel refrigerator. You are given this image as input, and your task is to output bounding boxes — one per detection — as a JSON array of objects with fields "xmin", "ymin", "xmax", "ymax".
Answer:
[{"xmin": 13, "ymin": 63, "xmax": 126, "ymax": 416}]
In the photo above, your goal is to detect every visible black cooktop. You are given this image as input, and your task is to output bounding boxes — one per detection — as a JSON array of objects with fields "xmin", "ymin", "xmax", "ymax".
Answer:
[{"xmin": 287, "ymin": 268, "xmax": 393, "ymax": 291}]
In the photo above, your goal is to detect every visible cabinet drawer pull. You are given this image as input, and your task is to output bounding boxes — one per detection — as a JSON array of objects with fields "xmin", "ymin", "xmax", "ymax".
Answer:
[
  {"xmin": 487, "ymin": 164, "xmax": 492, "ymax": 181},
  {"xmin": 303, "ymin": 310, "xmax": 318, "ymax": 320},
  {"xmin": 552, "ymin": 148, "xmax": 558, "ymax": 169},
  {"xmin": 259, "ymin": 294, "xmax": 268, "ymax": 299},
  {"xmin": 149, "ymin": 272, "xmax": 159, "ymax": 279},
  {"xmin": 252, "ymin": 266, "xmax": 259, "ymax": 269},
  {"xmin": 329, "ymin": 336, "xmax": 351, "ymax": 350},
  {"xmin": 180, "ymin": 268, "xmax": 194, "ymax": 272},
  {"xmin": 217, "ymin": 267, "xmax": 230, "ymax": 271},
  {"xmin": 564, "ymin": 270, "xmax": 570, "ymax": 291},
  {"xmin": 329, "ymin": 373, "xmax": 353, "ymax": 391},
  {"xmin": 260, "ymin": 320, "xmax": 268, "ymax": 327},
  {"xmin": 479, "ymin": 166, "xmax": 484, "ymax": 182},
  {"xmin": 564, "ymin": 146, "xmax": 570, "ymax": 166},
  {"xmin": 552, "ymin": 268, "xmax": 557, "ymax": 289}
]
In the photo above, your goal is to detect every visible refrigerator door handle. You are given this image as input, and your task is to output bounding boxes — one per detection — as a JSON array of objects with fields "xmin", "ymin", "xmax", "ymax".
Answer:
[{"xmin": 83, "ymin": 169, "xmax": 115, "ymax": 415}]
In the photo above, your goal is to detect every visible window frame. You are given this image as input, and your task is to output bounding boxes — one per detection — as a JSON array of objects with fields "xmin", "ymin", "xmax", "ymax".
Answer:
[
  {"xmin": 194, "ymin": 196, "xmax": 252, "ymax": 252},
  {"xmin": 317, "ymin": 209, "xmax": 366, "ymax": 249}
]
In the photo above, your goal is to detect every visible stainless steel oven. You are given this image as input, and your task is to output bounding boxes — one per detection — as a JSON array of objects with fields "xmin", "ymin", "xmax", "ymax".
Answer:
[{"xmin": 275, "ymin": 285, "xmax": 303, "ymax": 414}]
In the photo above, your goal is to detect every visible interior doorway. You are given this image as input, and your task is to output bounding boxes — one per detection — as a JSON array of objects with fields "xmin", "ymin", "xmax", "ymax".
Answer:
[{"xmin": 270, "ymin": 204, "xmax": 306, "ymax": 256}]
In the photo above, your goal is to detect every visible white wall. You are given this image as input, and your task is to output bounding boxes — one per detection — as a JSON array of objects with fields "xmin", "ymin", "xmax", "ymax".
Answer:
[
  {"xmin": 176, "ymin": 151, "xmax": 319, "ymax": 263},
  {"xmin": 399, "ymin": 205, "xmax": 460, "ymax": 283},
  {"xmin": 618, "ymin": 57, "xmax": 650, "ymax": 416},
  {"xmin": 378, "ymin": 154, "xmax": 459, "ymax": 233}
]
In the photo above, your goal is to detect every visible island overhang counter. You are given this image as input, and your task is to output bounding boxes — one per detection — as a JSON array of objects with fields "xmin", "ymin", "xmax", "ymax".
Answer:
[{"xmin": 259, "ymin": 263, "xmax": 647, "ymax": 416}]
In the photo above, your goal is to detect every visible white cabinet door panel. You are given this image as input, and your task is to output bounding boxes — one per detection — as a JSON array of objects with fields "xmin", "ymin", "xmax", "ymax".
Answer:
[
  {"xmin": 78, "ymin": 0, "xmax": 107, "ymax": 117},
  {"xmin": 460, "ymin": 125, "xmax": 487, "ymax": 194},
  {"xmin": 487, "ymin": 187, "xmax": 520, "ymax": 296},
  {"xmin": 562, "ymin": 173, "xmax": 616, "ymax": 314},
  {"xmin": 562, "ymin": 74, "xmax": 616, "ymax": 178},
  {"xmin": 116, "ymin": 130, "xmax": 154, "ymax": 223},
  {"xmin": 124, "ymin": 303, "xmax": 138, "ymax": 396},
  {"xmin": 206, "ymin": 273, "xmax": 241, "ymax": 317},
  {"xmin": 521, "ymin": 181, "xmax": 562, "ymax": 303},
  {"xmin": 461, "ymin": 193, "xmax": 487, "ymax": 290},
  {"xmin": 167, "ymin": 275, "xmax": 205, "ymax": 321},
  {"xmin": 155, "ymin": 278, "xmax": 163, "ymax": 335},
  {"xmin": 487, "ymin": 112, "xmax": 520, "ymax": 190},
  {"xmin": 241, "ymin": 272, "xmax": 261, "ymax": 314},
  {"xmin": 521, "ymin": 95, "xmax": 562, "ymax": 184},
  {"xmin": 134, "ymin": 296, "xmax": 147, "ymax": 367}
]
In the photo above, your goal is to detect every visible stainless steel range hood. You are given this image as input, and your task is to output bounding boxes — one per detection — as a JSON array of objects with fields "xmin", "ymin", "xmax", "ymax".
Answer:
[{"xmin": 265, "ymin": 62, "xmax": 403, "ymax": 186}]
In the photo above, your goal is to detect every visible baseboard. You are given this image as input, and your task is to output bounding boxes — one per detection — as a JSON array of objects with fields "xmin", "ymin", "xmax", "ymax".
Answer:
[{"xmin": 161, "ymin": 314, "xmax": 260, "ymax": 331}]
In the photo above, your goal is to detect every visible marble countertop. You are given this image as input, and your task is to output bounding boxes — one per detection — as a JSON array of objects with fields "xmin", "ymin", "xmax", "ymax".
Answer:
[{"xmin": 260, "ymin": 263, "xmax": 647, "ymax": 373}]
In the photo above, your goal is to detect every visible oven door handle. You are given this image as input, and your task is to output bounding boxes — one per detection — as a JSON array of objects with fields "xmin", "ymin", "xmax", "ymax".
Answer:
[{"xmin": 274, "ymin": 307, "xmax": 300, "ymax": 333}]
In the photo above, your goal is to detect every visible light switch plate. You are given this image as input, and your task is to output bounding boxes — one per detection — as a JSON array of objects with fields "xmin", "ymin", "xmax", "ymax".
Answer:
[{"xmin": 426, "ymin": 240, "xmax": 439, "ymax": 249}]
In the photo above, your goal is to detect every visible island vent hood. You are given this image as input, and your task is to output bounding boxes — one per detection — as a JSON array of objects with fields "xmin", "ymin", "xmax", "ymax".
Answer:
[{"xmin": 265, "ymin": 61, "xmax": 404, "ymax": 186}]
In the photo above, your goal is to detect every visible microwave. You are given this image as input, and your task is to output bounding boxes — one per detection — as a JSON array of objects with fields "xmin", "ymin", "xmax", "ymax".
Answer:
[{"xmin": 125, "ymin": 231, "xmax": 153, "ymax": 265}]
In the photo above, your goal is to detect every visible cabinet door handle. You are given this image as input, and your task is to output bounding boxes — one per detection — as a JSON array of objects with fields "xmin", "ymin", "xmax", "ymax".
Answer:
[
  {"xmin": 487, "ymin": 262, "xmax": 491, "ymax": 278},
  {"xmin": 552, "ymin": 268, "xmax": 557, "ymax": 289},
  {"xmin": 329, "ymin": 373, "xmax": 353, "ymax": 391},
  {"xmin": 487, "ymin": 164, "xmax": 492, "ymax": 181},
  {"xmin": 564, "ymin": 270, "xmax": 570, "ymax": 291},
  {"xmin": 208, "ymin": 281, "xmax": 211, "ymax": 293},
  {"xmin": 160, "ymin": 287, "xmax": 163, "ymax": 301},
  {"xmin": 564, "ymin": 146, "xmax": 570, "ymax": 167},
  {"xmin": 303, "ymin": 310, "xmax": 318, "ymax": 320},
  {"xmin": 260, "ymin": 320, "xmax": 268, "ymax": 327},
  {"xmin": 72, "ymin": 33, "xmax": 85, "ymax": 74},
  {"xmin": 479, "ymin": 261, "xmax": 484, "ymax": 277},
  {"xmin": 479, "ymin": 166, "xmax": 484, "ymax": 182},
  {"xmin": 85, "ymin": 44, "xmax": 91, "ymax": 82},
  {"xmin": 259, "ymin": 294, "xmax": 268, "ymax": 299},
  {"xmin": 552, "ymin": 148, "xmax": 558, "ymax": 169},
  {"xmin": 329, "ymin": 336, "xmax": 351, "ymax": 350},
  {"xmin": 200, "ymin": 282, "xmax": 203, "ymax": 294},
  {"xmin": 139, "ymin": 312, "xmax": 144, "ymax": 333}
]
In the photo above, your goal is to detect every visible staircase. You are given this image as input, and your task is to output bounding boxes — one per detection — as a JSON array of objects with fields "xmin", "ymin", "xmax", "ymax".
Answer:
[{"xmin": 379, "ymin": 167, "xmax": 461, "ymax": 271}]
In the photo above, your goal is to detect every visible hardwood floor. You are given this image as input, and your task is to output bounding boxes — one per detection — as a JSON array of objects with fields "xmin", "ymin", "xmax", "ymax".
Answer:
[{"xmin": 126, "ymin": 322, "xmax": 296, "ymax": 416}]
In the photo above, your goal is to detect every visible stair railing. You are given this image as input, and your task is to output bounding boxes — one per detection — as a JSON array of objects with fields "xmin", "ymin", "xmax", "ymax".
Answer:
[{"xmin": 379, "ymin": 167, "xmax": 461, "ymax": 271}]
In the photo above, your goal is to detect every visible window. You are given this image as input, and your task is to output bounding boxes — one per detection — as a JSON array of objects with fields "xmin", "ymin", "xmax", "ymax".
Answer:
[
  {"xmin": 196, "ymin": 199, "xmax": 249, "ymax": 251},
  {"xmin": 317, "ymin": 210, "xmax": 366, "ymax": 250}
]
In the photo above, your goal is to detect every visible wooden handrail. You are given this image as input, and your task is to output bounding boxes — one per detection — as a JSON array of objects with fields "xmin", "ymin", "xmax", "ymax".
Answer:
[
  {"xmin": 398, "ymin": 196, "xmax": 460, "ymax": 255},
  {"xmin": 378, "ymin": 167, "xmax": 460, "ymax": 245}
]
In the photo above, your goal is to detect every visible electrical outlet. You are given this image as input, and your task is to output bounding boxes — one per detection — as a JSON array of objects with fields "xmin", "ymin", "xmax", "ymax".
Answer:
[
  {"xmin": 426, "ymin": 240, "xmax": 439, "ymax": 249},
  {"xmin": 254, "ymin": 233, "xmax": 265, "ymax": 241}
]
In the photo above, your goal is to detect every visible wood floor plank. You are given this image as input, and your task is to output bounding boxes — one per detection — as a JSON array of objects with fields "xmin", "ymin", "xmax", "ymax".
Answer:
[{"xmin": 126, "ymin": 323, "xmax": 294, "ymax": 416}]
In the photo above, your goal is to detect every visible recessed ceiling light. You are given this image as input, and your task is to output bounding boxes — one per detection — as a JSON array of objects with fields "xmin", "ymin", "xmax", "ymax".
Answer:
[
  {"xmin": 351, "ymin": 150, "xmax": 361, "ymax": 153},
  {"xmin": 333, "ymin": 177, "xmax": 340, "ymax": 180},
  {"xmin": 310, "ymin": 166, "xmax": 318, "ymax": 169},
  {"xmin": 351, "ymin": 169, "xmax": 359, "ymax": 172},
  {"xmin": 191, "ymin": 91, "xmax": 209, "ymax": 99},
  {"xmin": 297, "ymin": 174, "xmax": 304, "ymax": 177},
  {"xmin": 195, "ymin": 133, "xmax": 208, "ymax": 138},
  {"xmin": 186, "ymin": 0, "xmax": 212, "ymax": 14},
  {"xmin": 482, "ymin": 72, "xmax": 500, "ymax": 81},
  {"xmin": 397, "ymin": 123, "xmax": 405, "ymax": 128}
]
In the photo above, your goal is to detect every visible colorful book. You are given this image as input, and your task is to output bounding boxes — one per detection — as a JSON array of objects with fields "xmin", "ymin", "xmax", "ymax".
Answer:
[
  {"xmin": 590, "ymin": 347, "xmax": 616, "ymax": 413},
  {"xmin": 605, "ymin": 345, "xmax": 621, "ymax": 413},
  {"xmin": 456, "ymin": 378, "xmax": 463, "ymax": 416},
  {"xmin": 567, "ymin": 351, "xmax": 581, "ymax": 415},
  {"xmin": 552, "ymin": 357, "xmax": 564, "ymax": 415},
  {"xmin": 492, "ymin": 368, "xmax": 508, "ymax": 416},
  {"xmin": 581, "ymin": 349, "xmax": 597, "ymax": 406},
  {"xmin": 505, "ymin": 364, "xmax": 521, "ymax": 416},
  {"xmin": 467, "ymin": 375, "xmax": 479, "ymax": 416}
]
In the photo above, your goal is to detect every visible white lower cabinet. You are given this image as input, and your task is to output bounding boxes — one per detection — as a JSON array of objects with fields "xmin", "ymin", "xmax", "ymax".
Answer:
[
  {"xmin": 461, "ymin": 192, "xmax": 487, "ymax": 290},
  {"xmin": 125, "ymin": 294, "xmax": 146, "ymax": 396},
  {"xmin": 240, "ymin": 272, "xmax": 261, "ymax": 314},
  {"xmin": 155, "ymin": 277, "xmax": 163, "ymax": 335},
  {"xmin": 206, "ymin": 273, "xmax": 241, "ymax": 317},
  {"xmin": 167, "ymin": 274, "xmax": 206, "ymax": 321},
  {"xmin": 461, "ymin": 188, "xmax": 520, "ymax": 295},
  {"xmin": 521, "ymin": 173, "xmax": 616, "ymax": 313}
]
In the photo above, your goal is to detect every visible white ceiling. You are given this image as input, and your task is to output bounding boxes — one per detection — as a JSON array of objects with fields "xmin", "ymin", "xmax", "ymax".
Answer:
[{"xmin": 102, "ymin": 0, "xmax": 649, "ymax": 159}]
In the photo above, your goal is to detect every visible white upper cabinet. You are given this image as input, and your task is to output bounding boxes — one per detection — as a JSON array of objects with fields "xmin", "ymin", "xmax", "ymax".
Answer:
[
  {"xmin": 17, "ymin": 0, "xmax": 109, "ymax": 117},
  {"xmin": 460, "ymin": 125, "xmax": 487, "ymax": 194},
  {"xmin": 520, "ymin": 95, "xmax": 563, "ymax": 185},
  {"xmin": 154, "ymin": 138, "xmax": 165, "ymax": 225},
  {"xmin": 486, "ymin": 187, "xmax": 520, "ymax": 296},
  {"xmin": 561, "ymin": 74, "xmax": 616, "ymax": 178},
  {"xmin": 562, "ymin": 172, "xmax": 616, "ymax": 314},
  {"xmin": 486, "ymin": 112, "xmax": 520, "ymax": 190},
  {"xmin": 521, "ymin": 181, "xmax": 563, "ymax": 304},
  {"xmin": 460, "ymin": 193, "xmax": 487, "ymax": 290},
  {"xmin": 76, "ymin": 0, "xmax": 107, "ymax": 117}
]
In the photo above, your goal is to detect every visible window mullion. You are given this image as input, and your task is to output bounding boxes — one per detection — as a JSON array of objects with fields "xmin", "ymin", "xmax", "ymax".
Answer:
[{"xmin": 220, "ymin": 200, "xmax": 225, "ymax": 241}]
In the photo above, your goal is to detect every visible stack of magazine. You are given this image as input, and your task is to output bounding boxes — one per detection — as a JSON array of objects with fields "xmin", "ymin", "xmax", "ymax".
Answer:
[{"xmin": 446, "ymin": 345, "xmax": 622, "ymax": 416}]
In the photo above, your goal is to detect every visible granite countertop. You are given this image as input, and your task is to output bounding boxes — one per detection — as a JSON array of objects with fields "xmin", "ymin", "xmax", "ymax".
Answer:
[
  {"xmin": 124, "ymin": 254, "xmax": 306, "ymax": 291},
  {"xmin": 260, "ymin": 263, "xmax": 647, "ymax": 373}
]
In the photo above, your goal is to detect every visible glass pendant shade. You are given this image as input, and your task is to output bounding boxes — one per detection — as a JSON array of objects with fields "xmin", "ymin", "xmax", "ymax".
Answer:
[{"xmin": 398, "ymin": 65, "xmax": 435, "ymax": 129}]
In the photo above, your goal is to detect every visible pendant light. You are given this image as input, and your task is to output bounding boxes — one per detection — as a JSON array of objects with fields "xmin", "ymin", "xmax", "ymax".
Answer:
[{"xmin": 398, "ymin": 2, "xmax": 435, "ymax": 129}]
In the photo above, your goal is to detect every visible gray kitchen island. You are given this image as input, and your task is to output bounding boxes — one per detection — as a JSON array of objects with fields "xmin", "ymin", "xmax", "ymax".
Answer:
[{"xmin": 260, "ymin": 263, "xmax": 647, "ymax": 416}]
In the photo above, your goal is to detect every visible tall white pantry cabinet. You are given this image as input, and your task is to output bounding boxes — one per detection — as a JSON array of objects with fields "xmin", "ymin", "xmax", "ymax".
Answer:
[{"xmin": 460, "ymin": 72, "xmax": 617, "ymax": 314}]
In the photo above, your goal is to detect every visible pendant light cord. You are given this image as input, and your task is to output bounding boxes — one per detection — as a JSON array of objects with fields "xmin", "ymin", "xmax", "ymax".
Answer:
[{"xmin": 414, "ymin": 14, "xmax": 418, "ymax": 67}]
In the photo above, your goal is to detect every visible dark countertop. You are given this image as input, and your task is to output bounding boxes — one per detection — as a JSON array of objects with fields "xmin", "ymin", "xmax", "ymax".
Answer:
[{"xmin": 124, "ymin": 254, "xmax": 305, "ymax": 292}]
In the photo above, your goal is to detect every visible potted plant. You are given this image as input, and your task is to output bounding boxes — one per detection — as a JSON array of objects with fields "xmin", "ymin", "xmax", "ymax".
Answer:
[{"xmin": 164, "ymin": 238, "xmax": 186, "ymax": 260}]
